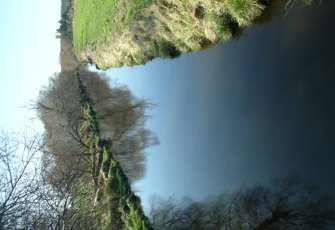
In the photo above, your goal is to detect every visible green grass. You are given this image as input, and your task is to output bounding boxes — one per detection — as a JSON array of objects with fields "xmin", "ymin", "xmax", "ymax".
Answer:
[
  {"xmin": 73, "ymin": 181, "xmax": 96, "ymax": 216},
  {"xmin": 73, "ymin": 0, "xmax": 153, "ymax": 53},
  {"xmin": 72, "ymin": 0, "xmax": 314, "ymax": 69},
  {"xmin": 226, "ymin": 0, "xmax": 264, "ymax": 26},
  {"xmin": 73, "ymin": 0, "xmax": 117, "ymax": 53}
]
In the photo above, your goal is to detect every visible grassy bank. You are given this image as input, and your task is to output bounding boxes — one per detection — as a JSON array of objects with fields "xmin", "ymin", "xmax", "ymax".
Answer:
[
  {"xmin": 73, "ymin": 0, "xmax": 153, "ymax": 53},
  {"xmin": 72, "ymin": 0, "xmax": 273, "ymax": 69},
  {"xmin": 75, "ymin": 71, "xmax": 153, "ymax": 229},
  {"xmin": 73, "ymin": 0, "xmax": 155, "ymax": 68}
]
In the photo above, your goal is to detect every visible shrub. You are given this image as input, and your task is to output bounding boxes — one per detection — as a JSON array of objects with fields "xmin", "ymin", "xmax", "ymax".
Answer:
[
  {"xmin": 215, "ymin": 13, "xmax": 240, "ymax": 39},
  {"xmin": 156, "ymin": 40, "xmax": 181, "ymax": 59}
]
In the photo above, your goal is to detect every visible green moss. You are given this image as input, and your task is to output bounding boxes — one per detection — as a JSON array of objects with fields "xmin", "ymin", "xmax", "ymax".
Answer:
[{"xmin": 75, "ymin": 73, "xmax": 153, "ymax": 229}]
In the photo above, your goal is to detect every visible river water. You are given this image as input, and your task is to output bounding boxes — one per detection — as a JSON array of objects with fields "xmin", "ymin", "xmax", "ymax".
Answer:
[{"xmin": 107, "ymin": 0, "xmax": 335, "ymax": 214}]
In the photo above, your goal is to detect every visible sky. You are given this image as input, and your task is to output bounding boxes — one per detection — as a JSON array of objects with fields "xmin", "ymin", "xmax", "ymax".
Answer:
[
  {"xmin": 0, "ymin": 0, "xmax": 334, "ymax": 218},
  {"xmin": 0, "ymin": 0, "xmax": 60, "ymax": 131}
]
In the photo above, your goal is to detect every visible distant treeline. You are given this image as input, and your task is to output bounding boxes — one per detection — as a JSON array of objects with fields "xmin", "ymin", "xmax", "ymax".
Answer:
[{"xmin": 57, "ymin": 0, "xmax": 73, "ymax": 34}]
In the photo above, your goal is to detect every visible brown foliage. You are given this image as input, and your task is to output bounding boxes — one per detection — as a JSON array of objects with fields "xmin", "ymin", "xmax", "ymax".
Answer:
[
  {"xmin": 36, "ymin": 70, "xmax": 158, "ymax": 185},
  {"xmin": 60, "ymin": 34, "xmax": 82, "ymax": 72}
]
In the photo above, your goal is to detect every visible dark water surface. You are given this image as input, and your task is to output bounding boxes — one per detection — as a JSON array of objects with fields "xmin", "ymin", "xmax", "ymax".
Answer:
[{"xmin": 107, "ymin": 1, "xmax": 335, "ymax": 212}]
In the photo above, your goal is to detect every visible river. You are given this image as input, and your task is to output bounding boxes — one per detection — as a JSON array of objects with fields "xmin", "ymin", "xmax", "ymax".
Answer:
[{"xmin": 106, "ymin": 0, "xmax": 335, "ymax": 215}]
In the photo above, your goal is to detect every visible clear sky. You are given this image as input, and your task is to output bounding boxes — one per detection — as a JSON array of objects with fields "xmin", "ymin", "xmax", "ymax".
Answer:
[{"xmin": 0, "ymin": 0, "xmax": 60, "ymax": 131}]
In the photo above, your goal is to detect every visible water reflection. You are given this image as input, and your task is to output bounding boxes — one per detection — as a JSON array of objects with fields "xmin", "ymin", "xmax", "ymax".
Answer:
[
  {"xmin": 106, "ymin": 0, "xmax": 335, "ymax": 219},
  {"xmin": 150, "ymin": 174, "xmax": 334, "ymax": 229}
]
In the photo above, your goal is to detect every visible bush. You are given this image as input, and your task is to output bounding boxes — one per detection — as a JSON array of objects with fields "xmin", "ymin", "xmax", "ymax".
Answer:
[
  {"xmin": 156, "ymin": 40, "xmax": 181, "ymax": 59},
  {"xmin": 215, "ymin": 13, "xmax": 240, "ymax": 39}
]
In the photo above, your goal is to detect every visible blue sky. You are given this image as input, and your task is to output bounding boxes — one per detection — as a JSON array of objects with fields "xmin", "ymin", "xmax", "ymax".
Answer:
[{"xmin": 0, "ymin": 0, "xmax": 60, "ymax": 130}]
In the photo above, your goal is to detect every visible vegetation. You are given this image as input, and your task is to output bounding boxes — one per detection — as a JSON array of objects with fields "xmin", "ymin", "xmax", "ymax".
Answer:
[
  {"xmin": 0, "ymin": 0, "xmax": 324, "ymax": 228},
  {"xmin": 72, "ymin": 0, "xmax": 156, "ymax": 68},
  {"xmin": 156, "ymin": 40, "xmax": 181, "ymax": 59},
  {"xmin": 57, "ymin": 14, "xmax": 68, "ymax": 33},
  {"xmin": 60, "ymin": 33, "xmax": 82, "ymax": 71},
  {"xmin": 37, "ymin": 71, "xmax": 157, "ymax": 183},
  {"xmin": 75, "ymin": 72, "xmax": 153, "ymax": 229},
  {"xmin": 26, "ymin": 70, "xmax": 156, "ymax": 229},
  {"xmin": 0, "ymin": 129, "xmax": 44, "ymax": 229},
  {"xmin": 2, "ymin": 128, "xmax": 334, "ymax": 229},
  {"xmin": 72, "ymin": 0, "xmax": 258, "ymax": 69},
  {"xmin": 150, "ymin": 174, "xmax": 335, "ymax": 229},
  {"xmin": 72, "ymin": 0, "xmax": 153, "ymax": 53},
  {"xmin": 57, "ymin": 0, "xmax": 73, "ymax": 34},
  {"xmin": 72, "ymin": 0, "xmax": 314, "ymax": 69}
]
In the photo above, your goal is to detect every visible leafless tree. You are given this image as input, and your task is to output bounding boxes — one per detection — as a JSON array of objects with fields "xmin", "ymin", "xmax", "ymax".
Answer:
[
  {"xmin": 35, "ymin": 70, "xmax": 158, "ymax": 183},
  {"xmin": 80, "ymin": 70, "xmax": 159, "ymax": 181},
  {"xmin": 150, "ymin": 174, "xmax": 335, "ymax": 230},
  {"xmin": 0, "ymin": 129, "xmax": 44, "ymax": 229},
  {"xmin": 0, "ymin": 128, "xmax": 102, "ymax": 230}
]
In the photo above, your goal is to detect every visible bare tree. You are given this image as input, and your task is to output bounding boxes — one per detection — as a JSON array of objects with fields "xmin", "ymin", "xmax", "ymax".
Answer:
[
  {"xmin": 0, "ymin": 129, "xmax": 44, "ymax": 229},
  {"xmin": 0, "ymin": 128, "xmax": 103, "ymax": 230},
  {"xmin": 32, "ymin": 172, "xmax": 100, "ymax": 230},
  {"xmin": 35, "ymin": 70, "xmax": 158, "ymax": 183},
  {"xmin": 150, "ymin": 174, "xmax": 335, "ymax": 230},
  {"xmin": 80, "ymin": 70, "xmax": 158, "ymax": 181}
]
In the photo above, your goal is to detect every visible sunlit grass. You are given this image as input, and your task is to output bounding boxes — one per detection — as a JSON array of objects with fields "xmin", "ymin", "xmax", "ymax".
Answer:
[
  {"xmin": 226, "ymin": 0, "xmax": 265, "ymax": 26},
  {"xmin": 73, "ymin": 0, "xmax": 153, "ymax": 53},
  {"xmin": 73, "ymin": 0, "xmax": 308, "ymax": 69}
]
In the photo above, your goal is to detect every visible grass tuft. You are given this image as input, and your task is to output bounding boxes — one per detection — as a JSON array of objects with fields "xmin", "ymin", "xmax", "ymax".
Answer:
[{"xmin": 225, "ymin": 0, "xmax": 265, "ymax": 26}]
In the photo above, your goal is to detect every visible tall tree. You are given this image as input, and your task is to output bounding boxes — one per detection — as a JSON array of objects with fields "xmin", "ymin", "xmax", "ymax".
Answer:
[
  {"xmin": 0, "ymin": 128, "xmax": 98, "ymax": 230},
  {"xmin": 35, "ymin": 70, "xmax": 158, "ymax": 183},
  {"xmin": 80, "ymin": 70, "xmax": 158, "ymax": 181},
  {"xmin": 36, "ymin": 72, "xmax": 88, "ymax": 192}
]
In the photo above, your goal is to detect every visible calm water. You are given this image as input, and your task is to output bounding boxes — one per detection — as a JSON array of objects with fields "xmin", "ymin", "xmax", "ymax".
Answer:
[{"xmin": 107, "ymin": 1, "xmax": 335, "ymax": 212}]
